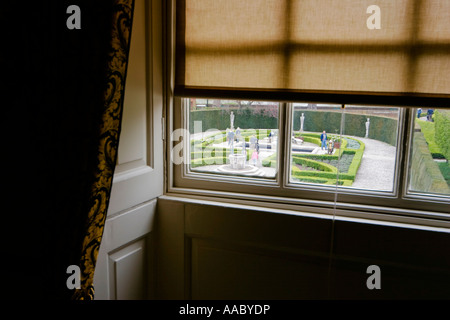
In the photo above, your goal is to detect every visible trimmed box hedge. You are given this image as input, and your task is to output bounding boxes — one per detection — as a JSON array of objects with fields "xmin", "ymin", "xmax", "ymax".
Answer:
[
  {"xmin": 292, "ymin": 156, "xmax": 338, "ymax": 173},
  {"xmin": 416, "ymin": 119, "xmax": 444, "ymax": 159},
  {"xmin": 293, "ymin": 110, "xmax": 398, "ymax": 146},
  {"xmin": 191, "ymin": 156, "xmax": 229, "ymax": 168},
  {"xmin": 409, "ymin": 131, "xmax": 450, "ymax": 194},
  {"xmin": 190, "ymin": 108, "xmax": 398, "ymax": 146},
  {"xmin": 290, "ymin": 137, "xmax": 365, "ymax": 185},
  {"xmin": 434, "ymin": 110, "xmax": 450, "ymax": 160},
  {"xmin": 189, "ymin": 126, "xmax": 366, "ymax": 187},
  {"xmin": 189, "ymin": 108, "xmax": 277, "ymax": 133},
  {"xmin": 262, "ymin": 153, "xmax": 277, "ymax": 167}
]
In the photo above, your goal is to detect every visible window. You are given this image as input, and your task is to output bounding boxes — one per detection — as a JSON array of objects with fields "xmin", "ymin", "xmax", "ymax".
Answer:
[
  {"xmin": 167, "ymin": 0, "xmax": 450, "ymax": 224},
  {"xmin": 169, "ymin": 98, "xmax": 449, "ymax": 222},
  {"xmin": 288, "ymin": 104, "xmax": 401, "ymax": 193},
  {"xmin": 407, "ymin": 108, "xmax": 450, "ymax": 198},
  {"xmin": 188, "ymin": 99, "xmax": 279, "ymax": 179}
]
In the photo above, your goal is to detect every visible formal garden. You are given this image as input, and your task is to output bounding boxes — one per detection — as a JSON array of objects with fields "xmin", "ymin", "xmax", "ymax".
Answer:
[
  {"xmin": 289, "ymin": 133, "xmax": 365, "ymax": 186},
  {"xmin": 188, "ymin": 105, "xmax": 391, "ymax": 188},
  {"xmin": 187, "ymin": 104, "xmax": 449, "ymax": 194}
]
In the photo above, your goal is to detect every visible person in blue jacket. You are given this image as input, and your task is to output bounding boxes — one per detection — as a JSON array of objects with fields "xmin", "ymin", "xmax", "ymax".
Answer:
[
  {"xmin": 320, "ymin": 130, "xmax": 327, "ymax": 150},
  {"xmin": 427, "ymin": 109, "xmax": 434, "ymax": 121}
]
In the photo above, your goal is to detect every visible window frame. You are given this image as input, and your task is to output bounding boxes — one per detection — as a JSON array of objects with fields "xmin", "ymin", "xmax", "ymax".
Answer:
[
  {"xmin": 164, "ymin": 0, "xmax": 449, "ymax": 228},
  {"xmin": 283, "ymin": 103, "xmax": 405, "ymax": 198},
  {"xmin": 403, "ymin": 109, "xmax": 450, "ymax": 203},
  {"xmin": 168, "ymin": 97, "xmax": 449, "ymax": 220}
]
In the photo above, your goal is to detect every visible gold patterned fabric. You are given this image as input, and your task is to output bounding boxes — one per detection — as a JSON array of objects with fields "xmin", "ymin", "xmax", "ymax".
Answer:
[{"xmin": 71, "ymin": 0, "xmax": 135, "ymax": 300}]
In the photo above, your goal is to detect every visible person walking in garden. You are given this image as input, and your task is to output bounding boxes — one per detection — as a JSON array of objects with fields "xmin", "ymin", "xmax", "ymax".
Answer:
[
  {"xmin": 427, "ymin": 109, "xmax": 434, "ymax": 121},
  {"xmin": 328, "ymin": 138, "xmax": 334, "ymax": 155},
  {"xmin": 320, "ymin": 130, "xmax": 328, "ymax": 150},
  {"xmin": 251, "ymin": 150, "xmax": 258, "ymax": 166}
]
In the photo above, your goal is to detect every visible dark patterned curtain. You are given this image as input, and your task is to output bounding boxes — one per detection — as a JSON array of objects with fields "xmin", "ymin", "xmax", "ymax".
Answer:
[{"xmin": 1, "ymin": 0, "xmax": 134, "ymax": 300}]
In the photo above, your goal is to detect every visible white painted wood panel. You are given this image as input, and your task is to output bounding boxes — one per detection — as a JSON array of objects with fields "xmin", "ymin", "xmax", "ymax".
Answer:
[
  {"xmin": 108, "ymin": 0, "xmax": 163, "ymax": 216},
  {"xmin": 155, "ymin": 200, "xmax": 186, "ymax": 299},
  {"xmin": 93, "ymin": 0, "xmax": 163, "ymax": 299},
  {"xmin": 116, "ymin": 1, "xmax": 147, "ymax": 166},
  {"xmin": 109, "ymin": 239, "xmax": 147, "ymax": 300},
  {"xmin": 94, "ymin": 200, "xmax": 156, "ymax": 299}
]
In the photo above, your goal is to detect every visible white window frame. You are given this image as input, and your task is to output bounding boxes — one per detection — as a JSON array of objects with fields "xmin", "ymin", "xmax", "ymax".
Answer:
[{"xmin": 163, "ymin": 0, "xmax": 449, "ymax": 229}]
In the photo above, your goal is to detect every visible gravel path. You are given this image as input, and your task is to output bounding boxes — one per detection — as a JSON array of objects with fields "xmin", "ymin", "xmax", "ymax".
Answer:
[{"xmin": 350, "ymin": 137, "xmax": 396, "ymax": 191}]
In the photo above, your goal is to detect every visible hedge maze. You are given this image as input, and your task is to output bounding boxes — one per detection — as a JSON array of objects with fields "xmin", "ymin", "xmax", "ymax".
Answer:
[
  {"xmin": 188, "ymin": 107, "xmax": 448, "ymax": 192},
  {"xmin": 189, "ymin": 127, "xmax": 366, "ymax": 187},
  {"xmin": 190, "ymin": 129, "xmax": 270, "ymax": 168},
  {"xmin": 289, "ymin": 133, "xmax": 365, "ymax": 186}
]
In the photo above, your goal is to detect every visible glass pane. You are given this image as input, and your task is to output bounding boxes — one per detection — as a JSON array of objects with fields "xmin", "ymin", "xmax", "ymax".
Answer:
[
  {"xmin": 407, "ymin": 108, "xmax": 450, "ymax": 196},
  {"xmin": 290, "ymin": 103, "xmax": 400, "ymax": 192},
  {"xmin": 187, "ymin": 99, "xmax": 279, "ymax": 179}
]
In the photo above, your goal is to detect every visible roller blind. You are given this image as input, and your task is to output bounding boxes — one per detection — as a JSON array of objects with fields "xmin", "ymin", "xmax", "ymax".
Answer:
[{"xmin": 175, "ymin": 0, "xmax": 450, "ymax": 106}]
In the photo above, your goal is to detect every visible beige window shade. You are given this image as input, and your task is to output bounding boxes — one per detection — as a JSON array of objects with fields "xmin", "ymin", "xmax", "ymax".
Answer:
[{"xmin": 175, "ymin": 0, "xmax": 450, "ymax": 106}]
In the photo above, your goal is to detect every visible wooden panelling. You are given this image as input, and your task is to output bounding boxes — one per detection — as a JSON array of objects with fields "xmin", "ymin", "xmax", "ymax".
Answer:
[
  {"xmin": 156, "ymin": 197, "xmax": 450, "ymax": 299},
  {"xmin": 191, "ymin": 238, "xmax": 329, "ymax": 299},
  {"xmin": 94, "ymin": 200, "xmax": 156, "ymax": 299},
  {"xmin": 109, "ymin": 239, "xmax": 147, "ymax": 300}
]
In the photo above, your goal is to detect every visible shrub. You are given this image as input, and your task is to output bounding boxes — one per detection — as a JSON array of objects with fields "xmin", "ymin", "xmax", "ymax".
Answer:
[
  {"xmin": 191, "ymin": 156, "xmax": 229, "ymax": 168},
  {"xmin": 302, "ymin": 136, "xmax": 321, "ymax": 146},
  {"xmin": 409, "ymin": 131, "xmax": 450, "ymax": 194},
  {"xmin": 438, "ymin": 162, "xmax": 450, "ymax": 187},
  {"xmin": 293, "ymin": 110, "xmax": 398, "ymax": 146},
  {"xmin": 189, "ymin": 108, "xmax": 278, "ymax": 133},
  {"xmin": 293, "ymin": 154, "xmax": 339, "ymax": 161},
  {"xmin": 290, "ymin": 166, "xmax": 354, "ymax": 186},
  {"xmin": 416, "ymin": 119, "xmax": 445, "ymax": 159},
  {"xmin": 262, "ymin": 153, "xmax": 277, "ymax": 167},
  {"xmin": 346, "ymin": 140, "xmax": 365, "ymax": 177},
  {"xmin": 292, "ymin": 156, "xmax": 338, "ymax": 173},
  {"xmin": 293, "ymin": 177, "xmax": 329, "ymax": 184},
  {"xmin": 434, "ymin": 110, "xmax": 450, "ymax": 160},
  {"xmin": 290, "ymin": 136, "xmax": 364, "ymax": 184},
  {"xmin": 191, "ymin": 149, "xmax": 251, "ymax": 163}
]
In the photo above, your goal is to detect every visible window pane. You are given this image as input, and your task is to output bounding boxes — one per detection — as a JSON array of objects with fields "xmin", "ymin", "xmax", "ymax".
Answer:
[
  {"xmin": 407, "ymin": 108, "xmax": 450, "ymax": 196},
  {"xmin": 187, "ymin": 99, "xmax": 279, "ymax": 179},
  {"xmin": 290, "ymin": 104, "xmax": 400, "ymax": 192}
]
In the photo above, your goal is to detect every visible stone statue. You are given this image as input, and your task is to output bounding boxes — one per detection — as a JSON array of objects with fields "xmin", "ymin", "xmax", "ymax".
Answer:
[
  {"xmin": 227, "ymin": 130, "xmax": 235, "ymax": 154},
  {"xmin": 230, "ymin": 111, "xmax": 235, "ymax": 129},
  {"xmin": 235, "ymin": 127, "xmax": 241, "ymax": 142},
  {"xmin": 365, "ymin": 118, "xmax": 370, "ymax": 138},
  {"xmin": 300, "ymin": 113, "xmax": 305, "ymax": 132}
]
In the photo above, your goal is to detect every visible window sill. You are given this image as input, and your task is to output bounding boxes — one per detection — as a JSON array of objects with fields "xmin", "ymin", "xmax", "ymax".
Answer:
[{"xmin": 161, "ymin": 189, "xmax": 450, "ymax": 231}]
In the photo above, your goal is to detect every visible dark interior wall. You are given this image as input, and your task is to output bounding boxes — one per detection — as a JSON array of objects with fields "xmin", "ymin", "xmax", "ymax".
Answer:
[{"xmin": 157, "ymin": 198, "xmax": 450, "ymax": 299}]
